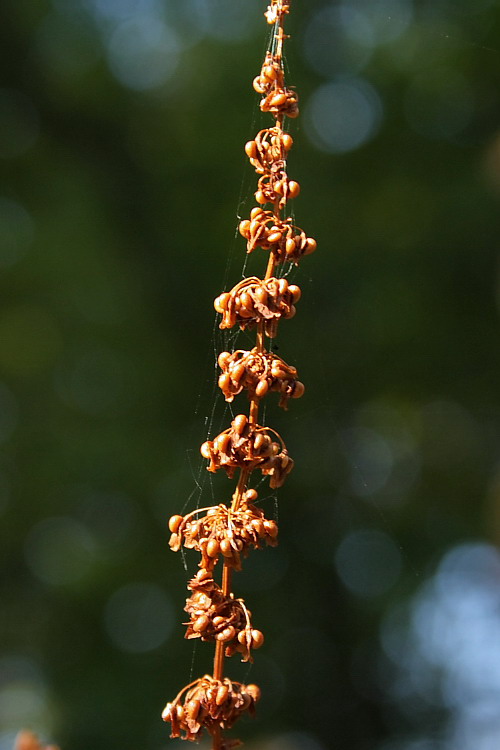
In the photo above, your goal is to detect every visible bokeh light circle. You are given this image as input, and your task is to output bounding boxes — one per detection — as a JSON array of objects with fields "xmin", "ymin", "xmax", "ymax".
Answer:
[{"xmin": 305, "ymin": 78, "xmax": 383, "ymax": 153}]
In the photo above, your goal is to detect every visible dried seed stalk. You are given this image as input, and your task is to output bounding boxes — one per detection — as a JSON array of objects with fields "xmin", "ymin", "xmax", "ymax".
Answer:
[{"xmin": 162, "ymin": 2, "xmax": 316, "ymax": 747}]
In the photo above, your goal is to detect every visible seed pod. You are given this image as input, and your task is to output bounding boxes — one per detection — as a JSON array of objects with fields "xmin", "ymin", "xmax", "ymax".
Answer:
[
  {"xmin": 305, "ymin": 237, "xmax": 317, "ymax": 254},
  {"xmin": 255, "ymin": 379, "xmax": 269, "ymax": 398},
  {"xmin": 218, "ymin": 373, "xmax": 231, "ymax": 392},
  {"xmin": 218, "ymin": 351, "xmax": 231, "ymax": 368},
  {"xmin": 244, "ymin": 489, "xmax": 258, "ymax": 502},
  {"xmin": 255, "ymin": 287, "xmax": 268, "ymax": 305},
  {"xmin": 250, "ymin": 207, "xmax": 263, "ymax": 220},
  {"xmin": 168, "ymin": 515, "xmax": 183, "ymax": 533},
  {"xmin": 217, "ymin": 626, "xmax": 236, "ymax": 642},
  {"xmin": 216, "ymin": 684, "xmax": 230, "ymax": 706},
  {"xmin": 288, "ymin": 284, "xmax": 301, "ymax": 302},
  {"xmin": 237, "ymin": 630, "xmax": 248, "ymax": 645},
  {"xmin": 214, "ymin": 292, "xmax": 230, "ymax": 312},
  {"xmin": 245, "ymin": 141, "xmax": 258, "ymax": 159},
  {"xmin": 233, "ymin": 414, "xmax": 248, "ymax": 435},
  {"xmin": 264, "ymin": 519, "xmax": 278, "ymax": 538},
  {"xmin": 251, "ymin": 630, "xmax": 265, "ymax": 649},
  {"xmin": 232, "ymin": 362, "xmax": 246, "ymax": 382},
  {"xmin": 288, "ymin": 180, "xmax": 300, "ymax": 198},
  {"xmin": 162, "ymin": 703, "xmax": 173, "ymax": 721},
  {"xmin": 269, "ymin": 91, "xmax": 287, "ymax": 107},
  {"xmin": 246, "ymin": 684, "xmax": 261, "ymax": 702},
  {"xmin": 176, "ymin": 704, "xmax": 185, "ymax": 720},
  {"xmin": 193, "ymin": 615, "xmax": 209, "ymax": 633},
  {"xmin": 286, "ymin": 237, "xmax": 296, "ymax": 255},
  {"xmin": 293, "ymin": 381, "xmax": 305, "ymax": 398},
  {"xmin": 278, "ymin": 278, "xmax": 288, "ymax": 295},
  {"xmin": 207, "ymin": 539, "xmax": 220, "ymax": 558},
  {"xmin": 239, "ymin": 219, "xmax": 251, "ymax": 237},
  {"xmin": 186, "ymin": 699, "xmax": 201, "ymax": 720},
  {"xmin": 264, "ymin": 65, "xmax": 277, "ymax": 81},
  {"xmin": 215, "ymin": 432, "xmax": 231, "ymax": 454},
  {"xmin": 251, "ymin": 518, "xmax": 265, "ymax": 537},
  {"xmin": 220, "ymin": 538, "xmax": 233, "ymax": 557},
  {"xmin": 253, "ymin": 433, "xmax": 266, "ymax": 452},
  {"xmin": 267, "ymin": 231, "xmax": 282, "ymax": 243},
  {"xmin": 282, "ymin": 133, "xmax": 293, "ymax": 151}
]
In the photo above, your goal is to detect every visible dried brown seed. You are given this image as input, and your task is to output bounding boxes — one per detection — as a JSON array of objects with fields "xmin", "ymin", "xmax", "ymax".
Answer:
[
  {"xmin": 200, "ymin": 441, "xmax": 211, "ymax": 459},
  {"xmin": 193, "ymin": 615, "xmax": 209, "ymax": 633},
  {"xmin": 282, "ymin": 133, "xmax": 293, "ymax": 150},
  {"xmin": 269, "ymin": 91, "xmax": 287, "ymax": 107},
  {"xmin": 244, "ymin": 489, "xmax": 258, "ymax": 502},
  {"xmin": 220, "ymin": 538, "xmax": 233, "ymax": 557},
  {"xmin": 168, "ymin": 515, "xmax": 183, "ymax": 533},
  {"xmin": 263, "ymin": 519, "xmax": 278, "ymax": 538},
  {"xmin": 293, "ymin": 381, "xmax": 305, "ymax": 398},
  {"xmin": 288, "ymin": 180, "xmax": 300, "ymax": 198},
  {"xmin": 244, "ymin": 141, "xmax": 258, "ymax": 159},
  {"xmin": 217, "ymin": 626, "xmax": 236, "ymax": 642},
  {"xmin": 239, "ymin": 219, "xmax": 251, "ymax": 237},
  {"xmin": 267, "ymin": 230, "xmax": 282, "ymax": 243},
  {"xmin": 251, "ymin": 629, "xmax": 265, "ymax": 649},
  {"xmin": 305, "ymin": 237, "xmax": 317, "ymax": 254},
  {"xmin": 246, "ymin": 684, "xmax": 261, "ymax": 702},
  {"xmin": 288, "ymin": 284, "xmax": 301, "ymax": 302},
  {"xmin": 206, "ymin": 539, "xmax": 220, "ymax": 558},
  {"xmin": 218, "ymin": 351, "xmax": 231, "ymax": 368},
  {"xmin": 233, "ymin": 414, "xmax": 248, "ymax": 435},
  {"xmin": 216, "ymin": 684, "xmax": 230, "ymax": 706},
  {"xmin": 255, "ymin": 379, "xmax": 269, "ymax": 398},
  {"xmin": 186, "ymin": 699, "xmax": 201, "ymax": 720}
]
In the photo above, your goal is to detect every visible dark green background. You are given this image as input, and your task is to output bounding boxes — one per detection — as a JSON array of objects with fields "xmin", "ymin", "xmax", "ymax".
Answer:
[{"xmin": 1, "ymin": 1, "xmax": 500, "ymax": 749}]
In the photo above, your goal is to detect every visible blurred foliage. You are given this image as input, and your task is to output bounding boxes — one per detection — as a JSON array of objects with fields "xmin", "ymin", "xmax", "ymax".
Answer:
[{"xmin": 1, "ymin": 1, "xmax": 500, "ymax": 750}]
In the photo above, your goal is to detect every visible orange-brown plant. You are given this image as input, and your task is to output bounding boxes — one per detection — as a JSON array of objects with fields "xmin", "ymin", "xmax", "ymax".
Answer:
[{"xmin": 162, "ymin": 2, "xmax": 316, "ymax": 748}]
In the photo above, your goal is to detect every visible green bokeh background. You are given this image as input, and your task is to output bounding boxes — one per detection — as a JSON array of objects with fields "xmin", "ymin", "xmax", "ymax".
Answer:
[{"xmin": 1, "ymin": 1, "xmax": 500, "ymax": 750}]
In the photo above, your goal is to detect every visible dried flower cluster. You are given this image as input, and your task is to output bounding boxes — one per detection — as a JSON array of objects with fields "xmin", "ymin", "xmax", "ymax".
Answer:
[{"xmin": 163, "ymin": 2, "xmax": 316, "ymax": 748}]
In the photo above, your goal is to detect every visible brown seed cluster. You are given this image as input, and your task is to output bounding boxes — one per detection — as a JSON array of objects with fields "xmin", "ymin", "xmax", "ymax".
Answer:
[
  {"xmin": 162, "ymin": 676, "xmax": 260, "ymax": 742},
  {"xmin": 239, "ymin": 208, "xmax": 316, "ymax": 263},
  {"xmin": 214, "ymin": 276, "xmax": 300, "ymax": 337},
  {"xmin": 200, "ymin": 415, "xmax": 293, "ymax": 489},
  {"xmin": 218, "ymin": 347, "xmax": 304, "ymax": 408},
  {"xmin": 169, "ymin": 496, "xmax": 279, "ymax": 571},
  {"xmin": 164, "ymin": 3, "xmax": 315, "ymax": 748},
  {"xmin": 265, "ymin": 0, "xmax": 290, "ymax": 25},
  {"xmin": 184, "ymin": 570, "xmax": 264, "ymax": 662},
  {"xmin": 253, "ymin": 51, "xmax": 298, "ymax": 119}
]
